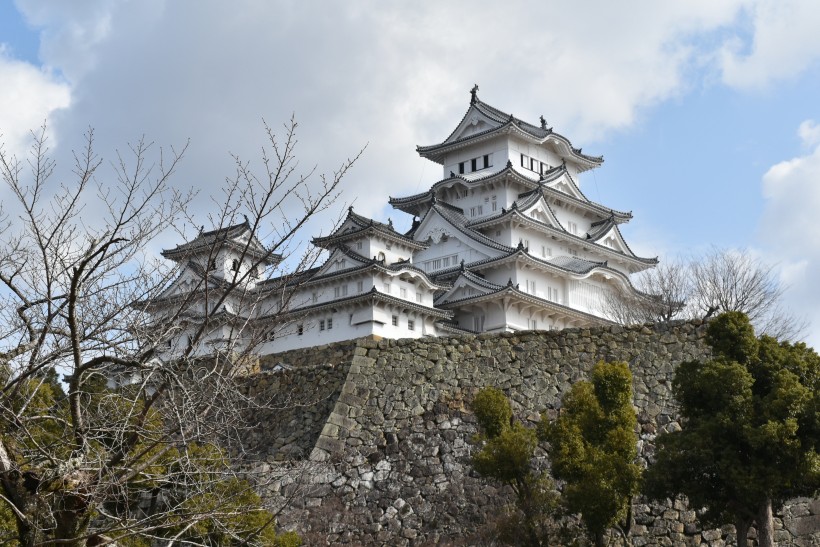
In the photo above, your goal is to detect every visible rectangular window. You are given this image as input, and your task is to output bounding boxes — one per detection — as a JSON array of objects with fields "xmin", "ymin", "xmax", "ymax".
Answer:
[
  {"xmin": 483, "ymin": 154, "xmax": 490, "ymax": 168},
  {"xmin": 297, "ymin": 324, "xmax": 304, "ymax": 336},
  {"xmin": 484, "ymin": 196, "xmax": 489, "ymax": 203},
  {"xmin": 357, "ymin": 240, "xmax": 363, "ymax": 250},
  {"xmin": 383, "ymin": 283, "xmax": 391, "ymax": 294},
  {"xmin": 458, "ymin": 162, "xmax": 465, "ymax": 174},
  {"xmin": 452, "ymin": 254, "xmax": 458, "ymax": 265},
  {"xmin": 527, "ymin": 280, "xmax": 536, "ymax": 294},
  {"xmin": 496, "ymin": 230, "xmax": 501, "ymax": 236},
  {"xmin": 357, "ymin": 280, "xmax": 363, "ymax": 292},
  {"xmin": 471, "ymin": 158, "xmax": 477, "ymax": 172},
  {"xmin": 349, "ymin": 313, "xmax": 354, "ymax": 324},
  {"xmin": 528, "ymin": 318, "xmax": 538, "ymax": 330},
  {"xmin": 530, "ymin": 158, "xmax": 537, "ymax": 171},
  {"xmin": 408, "ymin": 319, "xmax": 415, "ymax": 331},
  {"xmin": 443, "ymin": 257, "xmax": 450, "ymax": 267},
  {"xmin": 521, "ymin": 153, "xmax": 527, "ymax": 167},
  {"xmin": 334, "ymin": 285, "xmax": 348, "ymax": 298},
  {"xmin": 569, "ymin": 248, "xmax": 578, "ymax": 257},
  {"xmin": 568, "ymin": 221, "xmax": 578, "ymax": 235},
  {"xmin": 400, "ymin": 287, "xmax": 407, "ymax": 298},
  {"xmin": 327, "ymin": 318, "xmax": 333, "ymax": 330},
  {"xmin": 392, "ymin": 315, "xmax": 398, "ymax": 326},
  {"xmin": 312, "ymin": 292, "xmax": 318, "ymax": 303},
  {"xmin": 477, "ymin": 205, "xmax": 483, "ymax": 215},
  {"xmin": 470, "ymin": 206, "xmax": 476, "ymax": 217},
  {"xmin": 319, "ymin": 320, "xmax": 325, "ymax": 331},
  {"xmin": 473, "ymin": 315, "xmax": 485, "ymax": 331},
  {"xmin": 416, "ymin": 292, "xmax": 422, "ymax": 303}
]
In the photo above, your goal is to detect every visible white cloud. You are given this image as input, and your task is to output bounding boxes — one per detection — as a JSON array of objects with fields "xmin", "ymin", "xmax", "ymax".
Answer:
[
  {"xmin": 760, "ymin": 124, "xmax": 820, "ymax": 346},
  {"xmin": 8, "ymin": 1, "xmax": 763, "ymax": 225},
  {"xmin": 719, "ymin": 0, "xmax": 820, "ymax": 88},
  {"xmin": 0, "ymin": 45, "xmax": 70, "ymax": 158},
  {"xmin": 798, "ymin": 119, "xmax": 820, "ymax": 147}
]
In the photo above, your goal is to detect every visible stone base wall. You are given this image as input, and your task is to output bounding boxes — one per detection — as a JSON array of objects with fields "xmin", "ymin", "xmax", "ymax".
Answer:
[{"xmin": 246, "ymin": 322, "xmax": 819, "ymax": 545}]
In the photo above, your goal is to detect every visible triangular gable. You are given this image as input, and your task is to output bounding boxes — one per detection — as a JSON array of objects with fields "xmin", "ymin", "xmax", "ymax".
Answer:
[
  {"xmin": 435, "ymin": 272, "xmax": 499, "ymax": 305},
  {"xmin": 592, "ymin": 225, "xmax": 634, "ymax": 257},
  {"xmin": 545, "ymin": 173, "xmax": 585, "ymax": 201},
  {"xmin": 443, "ymin": 105, "xmax": 503, "ymax": 145},
  {"xmin": 519, "ymin": 195, "xmax": 561, "ymax": 228},
  {"xmin": 412, "ymin": 207, "xmax": 501, "ymax": 262},
  {"xmin": 312, "ymin": 247, "xmax": 369, "ymax": 278}
]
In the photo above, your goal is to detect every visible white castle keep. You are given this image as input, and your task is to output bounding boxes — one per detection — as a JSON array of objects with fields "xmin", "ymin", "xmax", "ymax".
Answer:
[{"xmin": 149, "ymin": 88, "xmax": 657, "ymax": 356}]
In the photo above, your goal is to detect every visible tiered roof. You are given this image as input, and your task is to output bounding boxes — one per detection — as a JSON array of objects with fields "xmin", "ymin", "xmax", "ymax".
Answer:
[
  {"xmin": 312, "ymin": 207, "xmax": 428, "ymax": 250},
  {"xmin": 415, "ymin": 88, "xmax": 603, "ymax": 171},
  {"xmin": 162, "ymin": 218, "xmax": 280, "ymax": 264}
]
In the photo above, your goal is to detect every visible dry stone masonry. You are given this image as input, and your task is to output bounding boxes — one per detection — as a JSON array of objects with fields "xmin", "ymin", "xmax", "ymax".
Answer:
[{"xmin": 240, "ymin": 321, "xmax": 819, "ymax": 546}]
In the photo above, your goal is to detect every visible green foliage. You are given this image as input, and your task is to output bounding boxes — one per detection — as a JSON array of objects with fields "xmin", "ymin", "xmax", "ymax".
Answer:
[
  {"xmin": 470, "ymin": 387, "xmax": 560, "ymax": 546},
  {"xmin": 705, "ymin": 310, "xmax": 758, "ymax": 364},
  {"xmin": 541, "ymin": 361, "xmax": 641, "ymax": 546},
  {"xmin": 645, "ymin": 312, "xmax": 820, "ymax": 541},
  {"xmin": 472, "ymin": 386, "xmax": 513, "ymax": 439},
  {"xmin": 0, "ymin": 374, "xmax": 285, "ymax": 546}
]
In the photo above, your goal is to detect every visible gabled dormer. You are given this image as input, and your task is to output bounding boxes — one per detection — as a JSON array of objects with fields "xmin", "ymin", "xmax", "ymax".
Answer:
[
  {"xmin": 416, "ymin": 86, "xmax": 604, "ymax": 180},
  {"xmin": 161, "ymin": 218, "xmax": 281, "ymax": 286},
  {"xmin": 312, "ymin": 207, "xmax": 427, "ymax": 265}
]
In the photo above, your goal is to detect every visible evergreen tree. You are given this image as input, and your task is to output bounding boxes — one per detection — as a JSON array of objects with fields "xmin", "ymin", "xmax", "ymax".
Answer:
[
  {"xmin": 471, "ymin": 387, "xmax": 560, "ymax": 546},
  {"xmin": 540, "ymin": 361, "xmax": 641, "ymax": 547},
  {"xmin": 645, "ymin": 312, "xmax": 820, "ymax": 547}
]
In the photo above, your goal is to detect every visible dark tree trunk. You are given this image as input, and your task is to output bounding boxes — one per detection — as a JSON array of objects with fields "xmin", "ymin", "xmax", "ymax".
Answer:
[
  {"xmin": 735, "ymin": 516, "xmax": 751, "ymax": 547},
  {"xmin": 757, "ymin": 500, "xmax": 774, "ymax": 547}
]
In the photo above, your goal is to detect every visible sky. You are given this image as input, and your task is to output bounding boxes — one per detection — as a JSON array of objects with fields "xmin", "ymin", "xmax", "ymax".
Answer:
[{"xmin": 2, "ymin": 0, "xmax": 820, "ymax": 346}]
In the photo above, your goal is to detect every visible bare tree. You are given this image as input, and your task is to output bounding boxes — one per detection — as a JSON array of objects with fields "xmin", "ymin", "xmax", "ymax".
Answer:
[
  {"xmin": 690, "ymin": 248, "xmax": 807, "ymax": 340},
  {"xmin": 606, "ymin": 249, "xmax": 807, "ymax": 341},
  {"xmin": 0, "ymin": 119, "xmax": 360, "ymax": 545},
  {"xmin": 604, "ymin": 259, "xmax": 691, "ymax": 325}
]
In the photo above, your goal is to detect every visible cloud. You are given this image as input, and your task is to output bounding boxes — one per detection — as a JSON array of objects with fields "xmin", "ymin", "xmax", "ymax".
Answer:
[
  {"xmin": 0, "ymin": 45, "xmax": 70, "ymax": 158},
  {"xmin": 8, "ymin": 1, "xmax": 762, "ymax": 227},
  {"xmin": 798, "ymin": 120, "xmax": 820, "ymax": 148},
  {"xmin": 719, "ymin": 0, "xmax": 820, "ymax": 88},
  {"xmin": 760, "ymin": 122, "xmax": 820, "ymax": 346}
]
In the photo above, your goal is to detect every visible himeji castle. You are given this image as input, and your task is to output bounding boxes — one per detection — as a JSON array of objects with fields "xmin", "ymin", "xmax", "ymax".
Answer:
[{"xmin": 151, "ymin": 87, "xmax": 657, "ymax": 356}]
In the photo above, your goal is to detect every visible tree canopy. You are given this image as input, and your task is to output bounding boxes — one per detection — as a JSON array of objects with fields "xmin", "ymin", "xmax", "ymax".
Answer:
[
  {"xmin": 645, "ymin": 311, "xmax": 820, "ymax": 547},
  {"xmin": 540, "ymin": 361, "xmax": 641, "ymax": 547}
]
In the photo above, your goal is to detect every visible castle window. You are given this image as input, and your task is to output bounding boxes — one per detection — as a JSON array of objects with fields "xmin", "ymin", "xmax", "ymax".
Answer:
[
  {"xmin": 334, "ymin": 285, "xmax": 348, "ymax": 298},
  {"xmin": 383, "ymin": 283, "xmax": 391, "ymax": 294},
  {"xmin": 312, "ymin": 292, "xmax": 318, "ymax": 303},
  {"xmin": 528, "ymin": 318, "xmax": 538, "ymax": 330},
  {"xmin": 408, "ymin": 319, "xmax": 415, "ymax": 331},
  {"xmin": 400, "ymin": 287, "xmax": 407, "ymax": 298},
  {"xmin": 250, "ymin": 266, "xmax": 259, "ymax": 278},
  {"xmin": 567, "ymin": 221, "xmax": 578, "ymax": 235},
  {"xmin": 496, "ymin": 230, "xmax": 501, "ymax": 236},
  {"xmin": 297, "ymin": 324, "xmax": 304, "ymax": 336},
  {"xmin": 471, "ymin": 158, "xmax": 477, "ymax": 172},
  {"xmin": 473, "ymin": 315, "xmax": 485, "ymax": 331},
  {"xmin": 530, "ymin": 158, "xmax": 537, "ymax": 171},
  {"xmin": 327, "ymin": 318, "xmax": 333, "ymax": 330},
  {"xmin": 483, "ymin": 154, "xmax": 490, "ymax": 169},
  {"xmin": 231, "ymin": 259, "xmax": 239, "ymax": 271},
  {"xmin": 521, "ymin": 153, "xmax": 527, "ymax": 168},
  {"xmin": 208, "ymin": 259, "xmax": 217, "ymax": 271},
  {"xmin": 491, "ymin": 195, "xmax": 497, "ymax": 211},
  {"xmin": 319, "ymin": 320, "xmax": 325, "ymax": 331},
  {"xmin": 416, "ymin": 292, "xmax": 422, "ymax": 303},
  {"xmin": 569, "ymin": 248, "xmax": 578, "ymax": 257},
  {"xmin": 392, "ymin": 315, "xmax": 398, "ymax": 326},
  {"xmin": 357, "ymin": 281, "xmax": 363, "ymax": 292},
  {"xmin": 459, "ymin": 162, "xmax": 465, "ymax": 174},
  {"xmin": 357, "ymin": 240, "xmax": 363, "ymax": 250}
]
